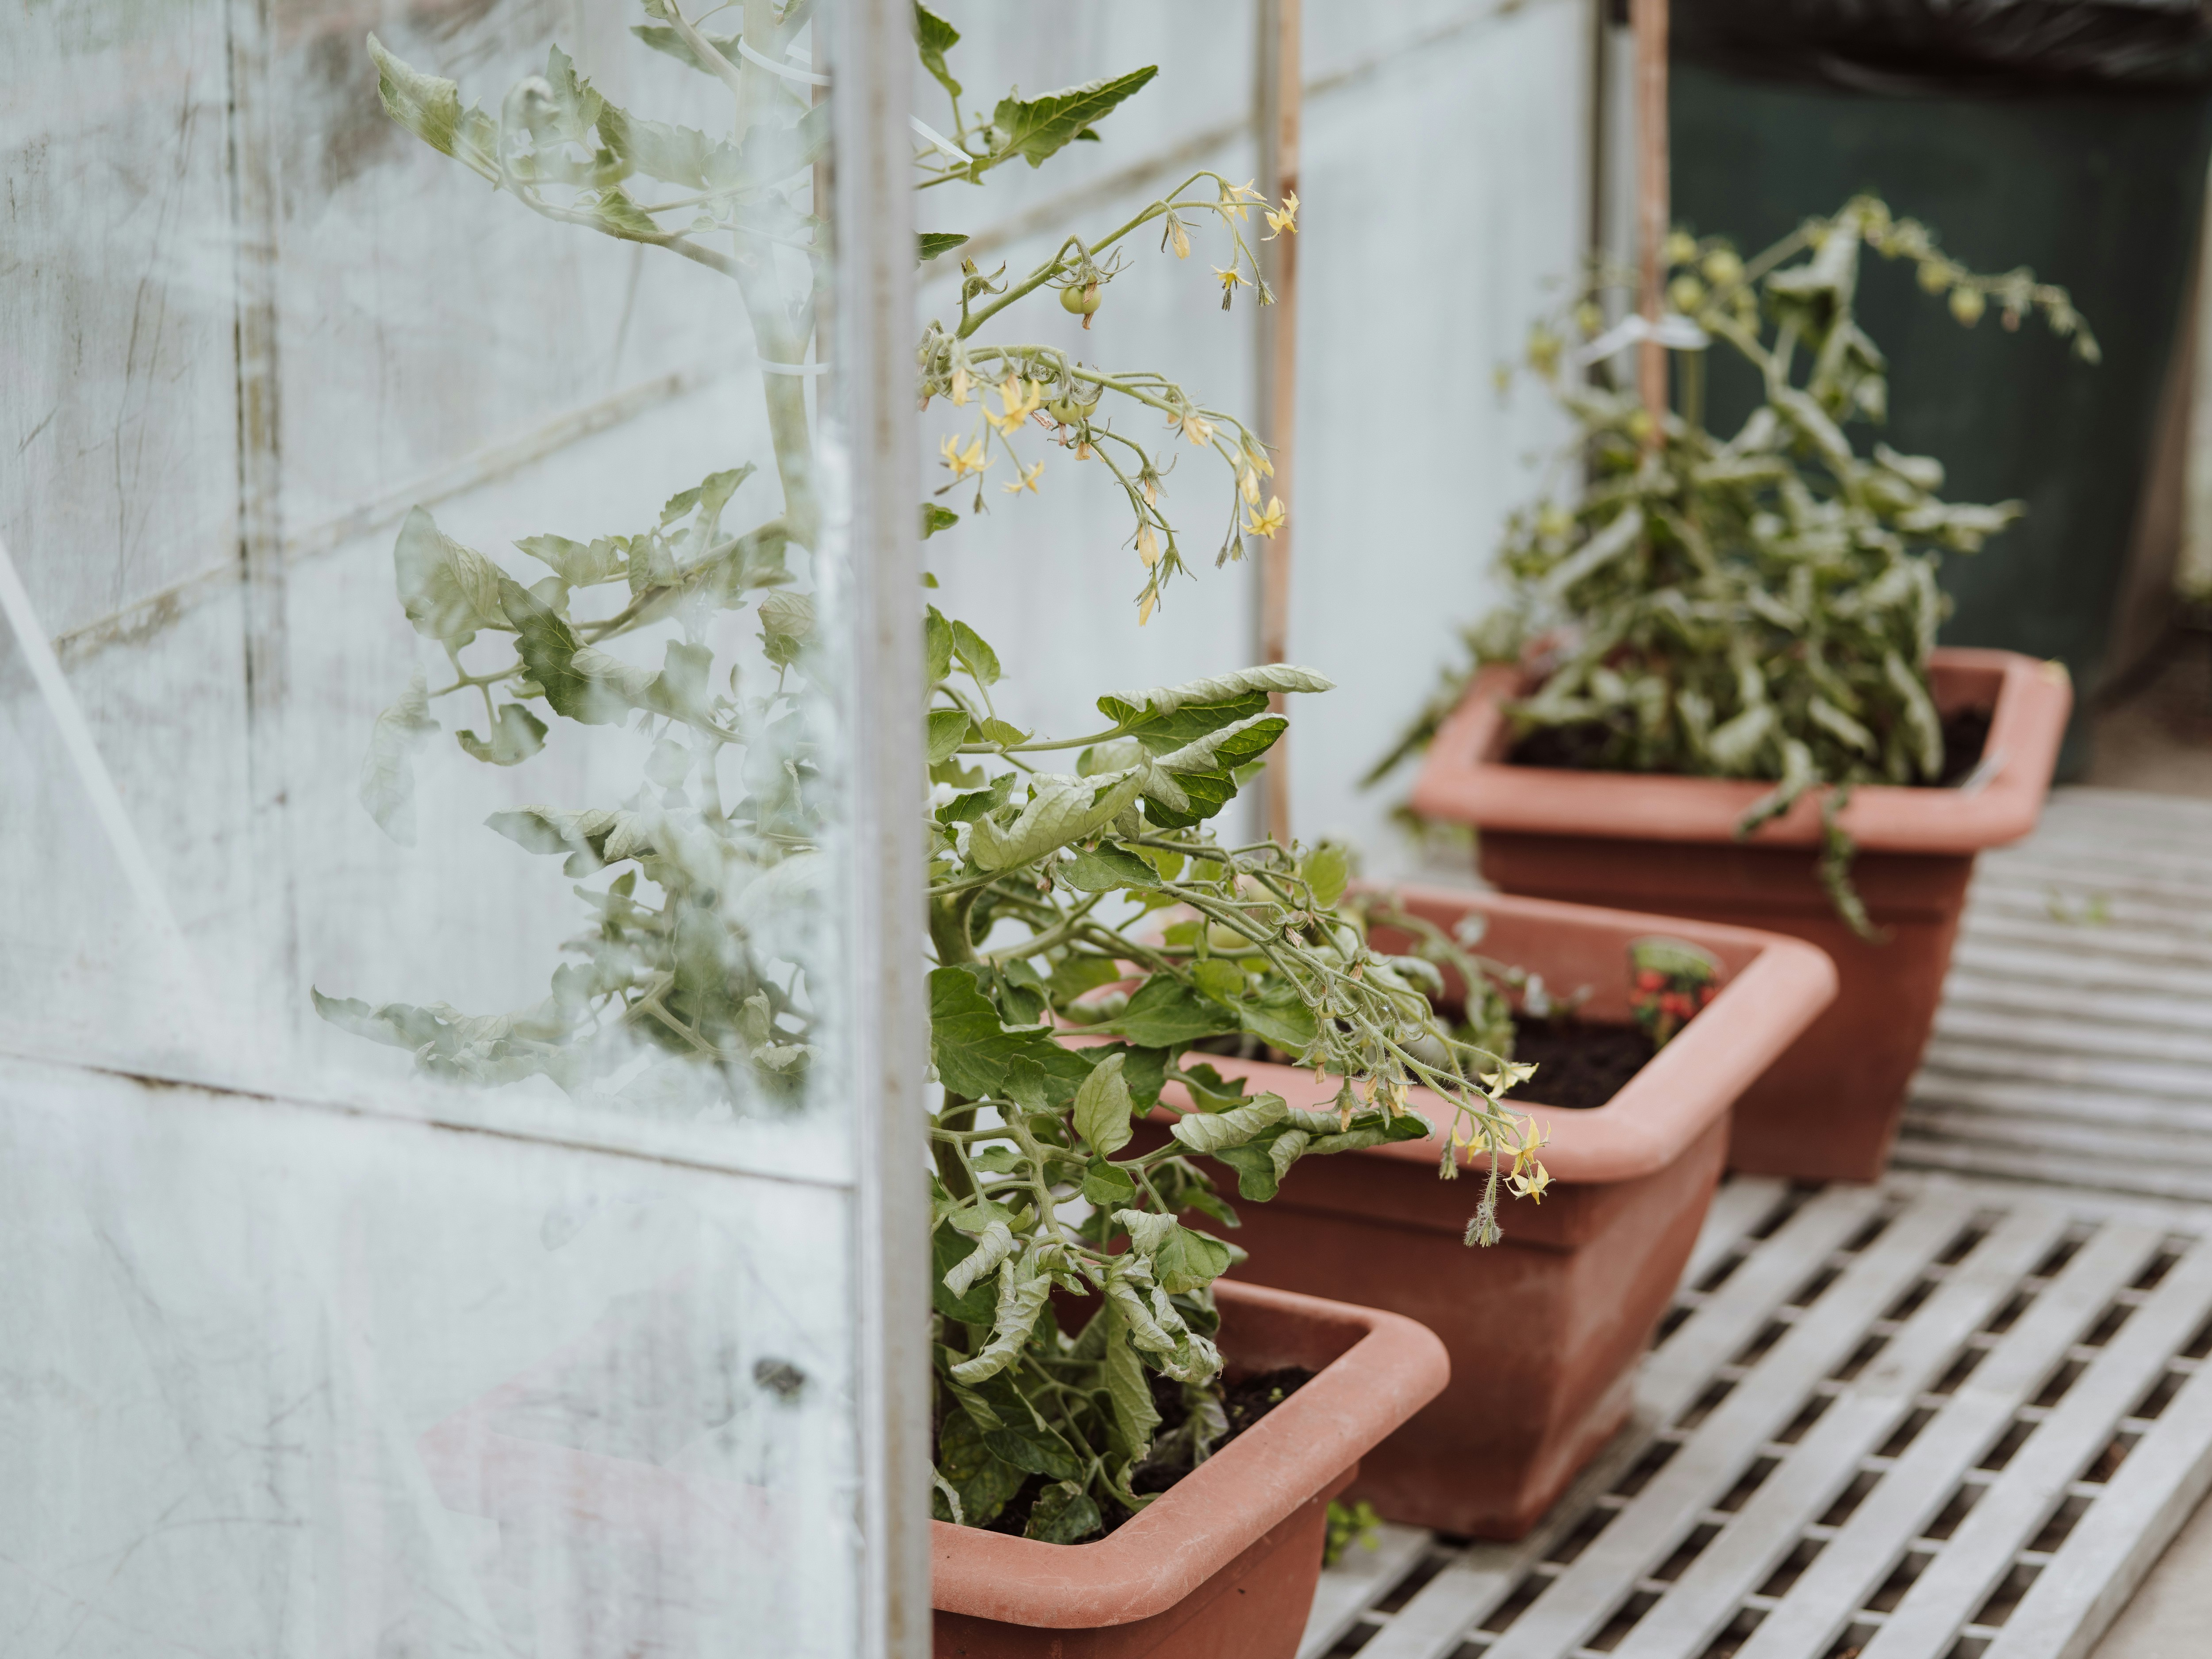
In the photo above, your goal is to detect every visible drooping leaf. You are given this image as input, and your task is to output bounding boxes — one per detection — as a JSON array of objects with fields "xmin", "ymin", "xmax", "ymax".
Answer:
[
  {"xmin": 924, "ymin": 607, "xmax": 955, "ymax": 684},
  {"xmin": 758, "ymin": 591, "xmax": 814, "ymax": 670},
  {"xmin": 455, "ymin": 701, "xmax": 548, "ymax": 768},
  {"xmin": 515, "ymin": 533, "xmax": 626, "ymax": 588},
  {"xmin": 1302, "ymin": 842, "xmax": 1351, "ymax": 909},
  {"xmin": 1060, "ymin": 842, "xmax": 1158, "ymax": 892},
  {"xmin": 918, "ymin": 233, "xmax": 969, "ymax": 265},
  {"xmin": 934, "ymin": 1406, "xmax": 1027, "ymax": 1528},
  {"xmin": 921, "ymin": 503, "xmax": 960, "ymax": 537},
  {"xmin": 933, "ymin": 1221, "xmax": 999, "ymax": 1322},
  {"xmin": 950, "ymin": 620, "xmax": 1001, "ymax": 687},
  {"xmin": 968, "ymin": 772, "xmax": 1143, "ymax": 872},
  {"xmin": 1170, "ymin": 1093, "xmax": 1287, "ymax": 1156},
  {"xmin": 927, "ymin": 707, "xmax": 972, "ymax": 764},
  {"xmin": 1098, "ymin": 1295, "xmax": 1161, "ymax": 1460},
  {"xmin": 1081, "ymin": 1157, "xmax": 1137, "ymax": 1206},
  {"xmin": 991, "ymin": 67, "xmax": 1158, "ymax": 168},
  {"xmin": 598, "ymin": 102, "xmax": 732, "ymax": 190},
  {"xmin": 366, "ymin": 35, "xmax": 497, "ymax": 178},
  {"xmin": 360, "ymin": 669, "xmax": 439, "ymax": 844}
]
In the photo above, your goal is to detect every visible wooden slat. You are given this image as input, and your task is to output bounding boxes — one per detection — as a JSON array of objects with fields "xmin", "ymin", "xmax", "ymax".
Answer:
[
  {"xmin": 1298, "ymin": 1522, "xmax": 1432, "ymax": 1659},
  {"xmin": 1682, "ymin": 1176, "xmax": 1791, "ymax": 1293},
  {"xmin": 1952, "ymin": 911, "xmax": 2212, "ymax": 972},
  {"xmin": 1730, "ymin": 1220, "xmax": 2168, "ymax": 1659},
  {"xmin": 1901, "ymin": 1109, "xmax": 2212, "ymax": 1169},
  {"xmin": 1479, "ymin": 1196, "xmax": 1966, "ymax": 1659},
  {"xmin": 1908, "ymin": 1074, "xmax": 2212, "ymax": 1137},
  {"xmin": 1858, "ymin": 1229, "xmax": 2212, "ymax": 1658},
  {"xmin": 1946, "ymin": 938, "xmax": 2212, "ymax": 1002},
  {"xmin": 1986, "ymin": 1335, "xmax": 2212, "ymax": 1659},
  {"xmin": 1352, "ymin": 1187, "xmax": 1889, "ymax": 1659},
  {"xmin": 1890, "ymin": 1140, "xmax": 2212, "ymax": 1207},
  {"xmin": 1927, "ymin": 1006, "xmax": 2212, "ymax": 1070},
  {"xmin": 1609, "ymin": 1205, "xmax": 2070, "ymax": 1659},
  {"xmin": 1914, "ymin": 1040, "xmax": 2212, "ymax": 1104}
]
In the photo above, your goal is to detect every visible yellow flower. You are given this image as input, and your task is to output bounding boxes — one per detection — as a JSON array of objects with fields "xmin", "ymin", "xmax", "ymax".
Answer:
[
  {"xmin": 939, "ymin": 434, "xmax": 989, "ymax": 480},
  {"xmin": 1214, "ymin": 265, "xmax": 1249, "ymax": 304},
  {"xmin": 1137, "ymin": 523, "xmax": 1160, "ymax": 567},
  {"xmin": 1220, "ymin": 178, "xmax": 1263, "ymax": 222},
  {"xmin": 985, "ymin": 376, "xmax": 1044, "ymax": 435},
  {"xmin": 1237, "ymin": 464, "xmax": 1262, "ymax": 506},
  {"xmin": 1241, "ymin": 439, "xmax": 1274, "ymax": 480},
  {"xmin": 1950, "ymin": 285, "xmax": 1986, "ymax": 326},
  {"xmin": 1478, "ymin": 1061, "xmax": 1539, "ymax": 1094},
  {"xmin": 1243, "ymin": 495, "xmax": 1286, "ymax": 540},
  {"xmin": 1264, "ymin": 190, "xmax": 1298, "ymax": 239},
  {"xmin": 1167, "ymin": 215, "xmax": 1191, "ymax": 260},
  {"xmin": 1137, "ymin": 586, "xmax": 1158, "ymax": 626},
  {"xmin": 949, "ymin": 363, "xmax": 971, "ymax": 406},
  {"xmin": 1179, "ymin": 410, "xmax": 1216, "ymax": 446},
  {"xmin": 1001, "ymin": 460, "xmax": 1044, "ymax": 495},
  {"xmin": 1507, "ymin": 1162, "xmax": 1551, "ymax": 1204},
  {"xmin": 1140, "ymin": 470, "xmax": 1160, "ymax": 506}
]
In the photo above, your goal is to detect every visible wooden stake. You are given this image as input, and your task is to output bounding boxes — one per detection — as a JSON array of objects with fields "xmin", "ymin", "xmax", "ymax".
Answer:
[
  {"xmin": 1632, "ymin": 0, "xmax": 1670, "ymax": 438},
  {"xmin": 1255, "ymin": 0, "xmax": 1301, "ymax": 845}
]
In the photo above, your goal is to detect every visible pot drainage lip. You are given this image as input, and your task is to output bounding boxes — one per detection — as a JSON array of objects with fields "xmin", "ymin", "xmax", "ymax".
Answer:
[{"xmin": 1304, "ymin": 1169, "xmax": 2212, "ymax": 1659}]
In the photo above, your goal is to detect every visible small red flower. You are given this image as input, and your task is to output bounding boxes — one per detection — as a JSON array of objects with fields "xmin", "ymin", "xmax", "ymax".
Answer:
[{"xmin": 1636, "ymin": 969, "xmax": 1666, "ymax": 991}]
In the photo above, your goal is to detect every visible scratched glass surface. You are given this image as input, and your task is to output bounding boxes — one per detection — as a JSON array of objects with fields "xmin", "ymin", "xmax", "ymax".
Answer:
[{"xmin": 0, "ymin": 2, "xmax": 864, "ymax": 1651}]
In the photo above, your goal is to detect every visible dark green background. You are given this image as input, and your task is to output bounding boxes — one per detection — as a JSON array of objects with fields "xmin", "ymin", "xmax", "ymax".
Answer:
[{"xmin": 1672, "ymin": 62, "xmax": 2212, "ymax": 773}]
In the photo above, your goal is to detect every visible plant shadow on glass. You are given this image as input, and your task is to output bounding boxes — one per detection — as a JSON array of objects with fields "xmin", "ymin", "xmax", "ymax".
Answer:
[
  {"xmin": 321, "ymin": 4, "xmax": 1552, "ymax": 1545},
  {"xmin": 1377, "ymin": 196, "xmax": 2093, "ymax": 936}
]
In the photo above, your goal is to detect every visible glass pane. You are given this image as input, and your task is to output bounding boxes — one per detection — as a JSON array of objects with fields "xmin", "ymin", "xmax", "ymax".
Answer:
[{"xmin": 1, "ymin": 3, "xmax": 895, "ymax": 1651}]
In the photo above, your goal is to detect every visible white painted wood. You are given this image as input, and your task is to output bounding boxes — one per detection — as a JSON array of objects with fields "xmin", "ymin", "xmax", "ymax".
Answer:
[
  {"xmin": 1987, "ymin": 1340, "xmax": 2212, "ymax": 1659},
  {"xmin": 1482, "ymin": 1197, "xmax": 1967, "ymax": 1659},
  {"xmin": 1913, "ymin": 1041, "xmax": 2211, "ymax": 1105},
  {"xmin": 1682, "ymin": 1176, "xmax": 1792, "ymax": 1292},
  {"xmin": 1858, "ymin": 1230, "xmax": 2212, "ymax": 1659},
  {"xmin": 1946, "ymin": 939, "xmax": 2212, "ymax": 1002},
  {"xmin": 1611, "ymin": 1205, "xmax": 2071, "ymax": 1659},
  {"xmin": 1928, "ymin": 1008, "xmax": 2212, "ymax": 1070},
  {"xmin": 1299, "ymin": 1523, "xmax": 1434, "ymax": 1659},
  {"xmin": 1953, "ymin": 911, "xmax": 2212, "ymax": 973},
  {"xmin": 1352, "ymin": 1187, "xmax": 1889, "ymax": 1659},
  {"xmin": 1890, "ymin": 1141, "xmax": 2212, "ymax": 1207},
  {"xmin": 1908, "ymin": 1075, "xmax": 2212, "ymax": 1138},
  {"xmin": 1730, "ymin": 1221, "xmax": 2168, "ymax": 1659}
]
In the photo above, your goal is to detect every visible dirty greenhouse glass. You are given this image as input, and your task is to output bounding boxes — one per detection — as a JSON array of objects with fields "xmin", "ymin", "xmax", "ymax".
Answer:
[{"xmin": 0, "ymin": 2, "xmax": 916, "ymax": 1654}]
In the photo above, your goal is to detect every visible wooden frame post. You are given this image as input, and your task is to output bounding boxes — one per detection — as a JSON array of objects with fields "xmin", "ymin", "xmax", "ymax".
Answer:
[
  {"xmin": 1632, "ymin": 0, "xmax": 1670, "ymax": 435},
  {"xmin": 1255, "ymin": 0, "xmax": 1301, "ymax": 845}
]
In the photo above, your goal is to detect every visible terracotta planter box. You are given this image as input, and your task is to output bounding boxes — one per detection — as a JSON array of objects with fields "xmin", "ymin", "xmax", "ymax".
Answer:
[
  {"xmin": 1142, "ymin": 887, "xmax": 1834, "ymax": 1539},
  {"xmin": 934, "ymin": 1279, "xmax": 1448, "ymax": 1659},
  {"xmin": 1408, "ymin": 647, "xmax": 2070, "ymax": 1183}
]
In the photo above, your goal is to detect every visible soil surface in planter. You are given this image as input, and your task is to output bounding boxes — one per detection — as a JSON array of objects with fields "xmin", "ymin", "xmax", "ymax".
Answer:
[
  {"xmin": 1509, "ymin": 703, "xmax": 1993, "ymax": 788},
  {"xmin": 1507, "ymin": 1016, "xmax": 1656, "ymax": 1110},
  {"xmin": 977, "ymin": 1367, "xmax": 1313, "ymax": 1541}
]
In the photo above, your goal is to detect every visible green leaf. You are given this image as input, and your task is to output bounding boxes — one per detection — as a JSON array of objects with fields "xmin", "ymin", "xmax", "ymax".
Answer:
[
  {"xmin": 991, "ymin": 67, "xmax": 1159, "ymax": 168},
  {"xmin": 1025, "ymin": 1481, "xmax": 1103, "ymax": 1544},
  {"xmin": 1171, "ymin": 1092, "xmax": 1287, "ymax": 1156},
  {"xmin": 1106, "ymin": 975, "xmax": 1242, "ymax": 1048},
  {"xmin": 1238, "ymin": 983, "xmax": 1317, "ymax": 1055},
  {"xmin": 1191, "ymin": 959, "xmax": 1246, "ymax": 1007},
  {"xmin": 1302, "ymin": 842, "xmax": 1351, "ymax": 910},
  {"xmin": 1098, "ymin": 1295, "xmax": 1161, "ymax": 1460},
  {"xmin": 598, "ymin": 102, "xmax": 731, "ymax": 190},
  {"xmin": 935, "ymin": 1406, "xmax": 1027, "ymax": 1528},
  {"xmin": 1155, "ymin": 1224, "xmax": 1236, "ymax": 1294},
  {"xmin": 366, "ymin": 35, "xmax": 497, "ymax": 178},
  {"xmin": 969, "ymin": 772, "xmax": 1143, "ymax": 872},
  {"xmin": 630, "ymin": 23, "xmax": 742, "ymax": 75},
  {"xmin": 918, "ymin": 232, "xmax": 969, "ymax": 265},
  {"xmin": 921, "ymin": 503, "xmax": 960, "ymax": 538},
  {"xmin": 589, "ymin": 184, "xmax": 662, "ymax": 239},
  {"xmin": 758, "ymin": 590, "xmax": 814, "ymax": 671},
  {"xmin": 1082, "ymin": 1158, "xmax": 1137, "ymax": 1206},
  {"xmin": 455, "ymin": 702, "xmax": 548, "ymax": 767},
  {"xmin": 924, "ymin": 607, "xmax": 955, "ymax": 684},
  {"xmin": 914, "ymin": 3, "xmax": 963, "ymax": 97},
  {"xmin": 1049, "ymin": 954, "xmax": 1124, "ymax": 1007},
  {"xmin": 1175, "ymin": 1061, "xmax": 1252, "ymax": 1112},
  {"xmin": 502, "ymin": 577, "xmax": 609, "ymax": 722},
  {"xmin": 1060, "ymin": 843, "xmax": 1158, "ymax": 893},
  {"xmin": 1099, "ymin": 664, "xmax": 1333, "ymax": 727},
  {"xmin": 515, "ymin": 533, "xmax": 626, "ymax": 588},
  {"xmin": 983, "ymin": 1408, "xmax": 1085, "ymax": 1484},
  {"xmin": 929, "ymin": 967, "xmax": 1060, "ymax": 1099},
  {"xmin": 1073, "ymin": 1051, "xmax": 1133, "ymax": 1156},
  {"xmin": 394, "ymin": 506, "xmax": 511, "ymax": 646},
  {"xmin": 933, "ymin": 1221, "xmax": 999, "ymax": 1322},
  {"xmin": 360, "ymin": 669, "xmax": 438, "ymax": 845},
  {"xmin": 927, "ymin": 707, "xmax": 972, "ymax": 764},
  {"xmin": 950, "ymin": 620, "xmax": 1001, "ymax": 687}
]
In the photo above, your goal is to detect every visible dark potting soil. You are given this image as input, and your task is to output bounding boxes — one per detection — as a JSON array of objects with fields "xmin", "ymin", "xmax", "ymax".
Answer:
[
  {"xmin": 979, "ymin": 1366, "xmax": 1315, "ymax": 1541},
  {"xmin": 1508, "ymin": 704, "xmax": 1993, "ymax": 788},
  {"xmin": 1509, "ymin": 1014, "xmax": 1655, "ymax": 1110}
]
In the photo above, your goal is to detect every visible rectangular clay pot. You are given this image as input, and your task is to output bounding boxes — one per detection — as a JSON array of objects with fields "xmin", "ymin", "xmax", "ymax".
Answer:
[
  {"xmin": 1408, "ymin": 647, "xmax": 2071, "ymax": 1183},
  {"xmin": 933, "ymin": 1280, "xmax": 1448, "ymax": 1659},
  {"xmin": 1145, "ymin": 887, "xmax": 1835, "ymax": 1539}
]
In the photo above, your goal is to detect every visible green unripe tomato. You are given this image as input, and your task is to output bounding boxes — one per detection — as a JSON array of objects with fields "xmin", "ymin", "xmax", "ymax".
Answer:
[
  {"xmin": 1949, "ymin": 286, "xmax": 1986, "ymax": 326},
  {"xmin": 1060, "ymin": 281, "xmax": 1101, "ymax": 316}
]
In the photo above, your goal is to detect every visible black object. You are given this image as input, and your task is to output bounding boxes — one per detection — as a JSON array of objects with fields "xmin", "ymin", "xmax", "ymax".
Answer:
[
  {"xmin": 1674, "ymin": 0, "xmax": 2212, "ymax": 95},
  {"xmin": 1670, "ymin": 26, "xmax": 2212, "ymax": 776}
]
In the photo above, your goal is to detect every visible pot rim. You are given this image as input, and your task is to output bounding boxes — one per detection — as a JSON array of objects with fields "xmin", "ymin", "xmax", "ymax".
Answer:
[
  {"xmin": 1408, "ymin": 646, "xmax": 2070, "ymax": 854},
  {"xmin": 930, "ymin": 1278, "xmax": 1448, "ymax": 1629},
  {"xmin": 1165, "ymin": 885, "xmax": 1836, "ymax": 1187}
]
